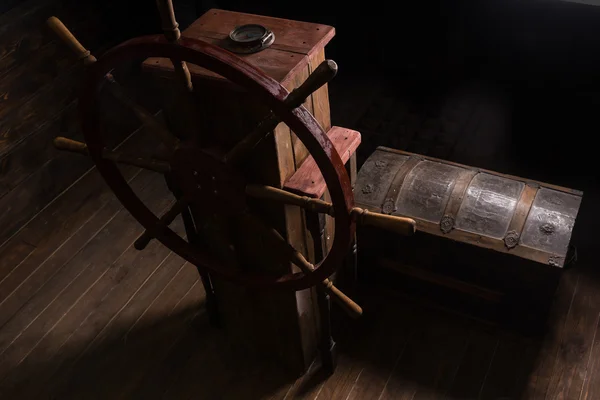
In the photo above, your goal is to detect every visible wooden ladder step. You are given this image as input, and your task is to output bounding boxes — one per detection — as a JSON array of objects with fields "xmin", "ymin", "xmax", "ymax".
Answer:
[{"xmin": 284, "ymin": 126, "xmax": 361, "ymax": 198}]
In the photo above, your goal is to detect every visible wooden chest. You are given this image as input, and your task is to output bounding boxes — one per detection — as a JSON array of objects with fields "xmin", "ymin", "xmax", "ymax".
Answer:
[{"xmin": 354, "ymin": 147, "xmax": 583, "ymax": 330}]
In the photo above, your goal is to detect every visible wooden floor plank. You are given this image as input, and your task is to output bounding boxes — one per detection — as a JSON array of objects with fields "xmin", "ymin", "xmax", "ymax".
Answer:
[
  {"xmin": 160, "ymin": 277, "xmax": 289, "ymax": 400},
  {"xmin": 0, "ymin": 149, "xmax": 94, "ymax": 246},
  {"xmin": 0, "ymin": 0, "xmax": 109, "ymax": 76},
  {"xmin": 124, "ymin": 276, "xmax": 208, "ymax": 399},
  {"xmin": 0, "ymin": 0, "xmax": 52, "ymax": 40},
  {"xmin": 523, "ymin": 270, "xmax": 580, "ymax": 399},
  {"xmin": 377, "ymin": 310, "xmax": 470, "ymax": 400},
  {"xmin": 0, "ymin": 241, "xmax": 36, "ymax": 282},
  {"xmin": 0, "ymin": 93, "xmax": 146, "ymax": 245},
  {"xmin": 122, "ymin": 263, "xmax": 200, "ymax": 338},
  {"xmin": 0, "ymin": 100, "xmax": 75, "ymax": 197},
  {"xmin": 283, "ymin": 358, "xmax": 329, "ymax": 400},
  {"xmin": 312, "ymin": 347, "xmax": 363, "ymax": 399},
  {"xmin": 477, "ymin": 333, "xmax": 540, "ymax": 400},
  {"xmin": 411, "ymin": 322, "xmax": 470, "ymax": 399},
  {"xmin": 0, "ymin": 0, "xmax": 121, "ymax": 129},
  {"xmin": 543, "ymin": 270, "xmax": 600, "ymax": 400},
  {"xmin": 580, "ymin": 313, "xmax": 600, "ymax": 400},
  {"xmin": 0, "ymin": 117, "xmax": 158, "ymax": 317},
  {"xmin": 0, "ymin": 0, "xmax": 55, "ymax": 64},
  {"xmin": 17, "ymin": 255, "xmax": 192, "ymax": 399},
  {"xmin": 0, "ymin": 169, "xmax": 170, "ymax": 372},
  {"xmin": 0, "ymin": 165, "xmax": 141, "ymax": 323},
  {"xmin": 161, "ymin": 319, "xmax": 236, "ymax": 399},
  {"xmin": 279, "ymin": 308, "xmax": 358, "ymax": 400},
  {"xmin": 90, "ymin": 274, "xmax": 202, "ymax": 400},
  {"xmin": 0, "ymin": 0, "xmax": 132, "ymax": 228},
  {"xmin": 344, "ymin": 302, "xmax": 417, "ymax": 400},
  {"xmin": 218, "ymin": 354, "xmax": 296, "ymax": 400},
  {"xmin": 314, "ymin": 300, "xmax": 413, "ymax": 400},
  {"xmin": 55, "ymin": 262, "xmax": 200, "ymax": 400},
  {"xmin": 443, "ymin": 329, "xmax": 498, "ymax": 399},
  {"xmin": 0, "ymin": 217, "xmax": 185, "ymax": 393},
  {"xmin": 0, "ymin": 74, "xmax": 146, "ymax": 199},
  {"xmin": 0, "ymin": 42, "xmax": 77, "ymax": 128}
]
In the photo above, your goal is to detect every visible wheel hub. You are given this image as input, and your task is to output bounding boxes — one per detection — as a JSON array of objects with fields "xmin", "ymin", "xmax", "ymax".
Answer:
[{"xmin": 170, "ymin": 145, "xmax": 247, "ymax": 216}]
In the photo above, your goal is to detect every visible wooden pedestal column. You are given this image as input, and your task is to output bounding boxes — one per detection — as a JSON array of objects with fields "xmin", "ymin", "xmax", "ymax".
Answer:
[{"xmin": 143, "ymin": 9, "xmax": 337, "ymax": 374}]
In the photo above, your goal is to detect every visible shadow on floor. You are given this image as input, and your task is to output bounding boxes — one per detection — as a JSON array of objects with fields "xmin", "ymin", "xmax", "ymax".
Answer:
[{"xmin": 2, "ymin": 300, "xmax": 292, "ymax": 399}]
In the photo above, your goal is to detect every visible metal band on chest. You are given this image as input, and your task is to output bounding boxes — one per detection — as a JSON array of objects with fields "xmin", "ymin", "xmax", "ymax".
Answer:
[
  {"xmin": 440, "ymin": 169, "xmax": 478, "ymax": 233},
  {"xmin": 381, "ymin": 156, "xmax": 422, "ymax": 214},
  {"xmin": 503, "ymin": 184, "xmax": 539, "ymax": 249},
  {"xmin": 354, "ymin": 148, "xmax": 583, "ymax": 267}
]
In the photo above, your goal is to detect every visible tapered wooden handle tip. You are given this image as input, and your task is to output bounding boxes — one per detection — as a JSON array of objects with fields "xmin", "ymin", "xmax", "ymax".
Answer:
[
  {"xmin": 319, "ymin": 59, "xmax": 338, "ymax": 78},
  {"xmin": 53, "ymin": 136, "xmax": 88, "ymax": 154},
  {"xmin": 352, "ymin": 208, "xmax": 416, "ymax": 236},
  {"xmin": 134, "ymin": 233, "xmax": 152, "ymax": 250},
  {"xmin": 325, "ymin": 279, "xmax": 363, "ymax": 318},
  {"xmin": 47, "ymin": 16, "xmax": 96, "ymax": 64},
  {"xmin": 288, "ymin": 247, "xmax": 362, "ymax": 318},
  {"xmin": 286, "ymin": 59, "xmax": 338, "ymax": 108},
  {"xmin": 155, "ymin": 0, "xmax": 181, "ymax": 41}
]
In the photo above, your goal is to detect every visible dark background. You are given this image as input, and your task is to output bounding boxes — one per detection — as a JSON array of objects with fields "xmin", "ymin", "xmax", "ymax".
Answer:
[
  {"xmin": 5, "ymin": 0, "xmax": 596, "ymax": 179},
  {"xmin": 155, "ymin": 0, "xmax": 600, "ymax": 183}
]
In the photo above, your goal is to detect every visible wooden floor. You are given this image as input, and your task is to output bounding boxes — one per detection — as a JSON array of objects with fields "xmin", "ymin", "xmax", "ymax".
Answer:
[
  {"xmin": 0, "ymin": 77, "xmax": 598, "ymax": 398},
  {"xmin": 0, "ymin": 164, "xmax": 599, "ymax": 399},
  {"xmin": 2, "ymin": 0, "xmax": 600, "ymax": 398}
]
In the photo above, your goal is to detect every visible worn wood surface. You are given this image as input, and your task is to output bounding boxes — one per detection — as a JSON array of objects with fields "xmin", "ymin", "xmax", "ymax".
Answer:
[
  {"xmin": 0, "ymin": 0, "xmax": 153, "ymax": 248},
  {"xmin": 289, "ymin": 65, "xmax": 313, "ymax": 167},
  {"xmin": 144, "ymin": 34, "xmax": 318, "ymax": 373},
  {"xmin": 142, "ymin": 8, "xmax": 343, "ymax": 374},
  {"xmin": 378, "ymin": 147, "xmax": 583, "ymax": 196},
  {"xmin": 285, "ymin": 126, "xmax": 361, "ymax": 199},
  {"xmin": 145, "ymin": 39, "xmax": 303, "ymax": 85},
  {"xmin": 190, "ymin": 9, "xmax": 334, "ymax": 57},
  {"xmin": 0, "ymin": 88, "xmax": 598, "ymax": 400},
  {"xmin": 355, "ymin": 147, "xmax": 582, "ymax": 267},
  {"xmin": 143, "ymin": 9, "xmax": 334, "ymax": 88},
  {"xmin": 2, "ymin": 1, "xmax": 600, "ymax": 399},
  {"xmin": 308, "ymin": 50, "xmax": 332, "ymax": 133}
]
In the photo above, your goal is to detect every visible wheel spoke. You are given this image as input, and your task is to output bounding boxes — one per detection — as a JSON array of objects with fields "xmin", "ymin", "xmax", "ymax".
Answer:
[
  {"xmin": 74, "ymin": 29, "xmax": 357, "ymax": 291},
  {"xmin": 53, "ymin": 137, "xmax": 170, "ymax": 173},
  {"xmin": 245, "ymin": 184, "xmax": 417, "ymax": 236},
  {"xmin": 46, "ymin": 16, "xmax": 180, "ymax": 150},
  {"xmin": 242, "ymin": 212, "xmax": 362, "ymax": 318},
  {"xmin": 350, "ymin": 207, "xmax": 417, "ymax": 236},
  {"xmin": 246, "ymin": 184, "xmax": 333, "ymax": 215},
  {"xmin": 134, "ymin": 199, "xmax": 185, "ymax": 250},
  {"xmin": 155, "ymin": 0, "xmax": 194, "ymax": 92},
  {"xmin": 222, "ymin": 111, "xmax": 279, "ymax": 164},
  {"xmin": 105, "ymin": 151, "xmax": 171, "ymax": 173},
  {"xmin": 223, "ymin": 60, "xmax": 338, "ymax": 165},
  {"xmin": 104, "ymin": 75, "xmax": 180, "ymax": 148},
  {"xmin": 154, "ymin": 0, "xmax": 208, "ymax": 146}
]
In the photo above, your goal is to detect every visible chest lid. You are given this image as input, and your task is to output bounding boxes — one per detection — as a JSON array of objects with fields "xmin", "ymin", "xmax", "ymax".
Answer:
[{"xmin": 354, "ymin": 147, "xmax": 583, "ymax": 268}]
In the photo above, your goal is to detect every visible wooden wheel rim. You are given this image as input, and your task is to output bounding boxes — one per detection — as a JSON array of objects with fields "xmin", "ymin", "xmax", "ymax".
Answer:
[{"xmin": 79, "ymin": 35, "xmax": 355, "ymax": 290}]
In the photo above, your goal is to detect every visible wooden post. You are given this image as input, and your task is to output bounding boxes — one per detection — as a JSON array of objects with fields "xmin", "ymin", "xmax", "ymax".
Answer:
[
  {"xmin": 344, "ymin": 153, "xmax": 359, "ymax": 287},
  {"xmin": 305, "ymin": 210, "xmax": 336, "ymax": 373},
  {"xmin": 141, "ymin": 9, "xmax": 338, "ymax": 375}
]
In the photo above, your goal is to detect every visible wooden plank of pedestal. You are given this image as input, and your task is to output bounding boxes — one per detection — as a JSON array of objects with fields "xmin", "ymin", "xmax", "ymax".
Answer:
[
  {"xmin": 141, "ymin": 9, "xmax": 335, "ymax": 375},
  {"xmin": 284, "ymin": 127, "xmax": 361, "ymax": 286}
]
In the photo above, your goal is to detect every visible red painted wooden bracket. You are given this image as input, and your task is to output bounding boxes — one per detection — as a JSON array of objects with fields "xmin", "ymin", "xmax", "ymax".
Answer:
[{"xmin": 285, "ymin": 126, "xmax": 361, "ymax": 198}]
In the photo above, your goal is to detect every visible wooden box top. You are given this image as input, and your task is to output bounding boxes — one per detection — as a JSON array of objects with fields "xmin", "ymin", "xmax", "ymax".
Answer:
[
  {"xmin": 143, "ymin": 9, "xmax": 335, "ymax": 86},
  {"xmin": 284, "ymin": 126, "xmax": 361, "ymax": 198},
  {"xmin": 354, "ymin": 147, "xmax": 583, "ymax": 268}
]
